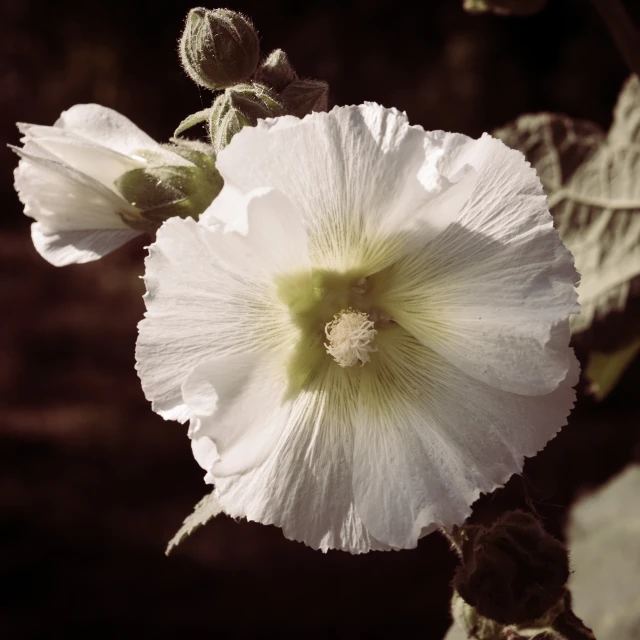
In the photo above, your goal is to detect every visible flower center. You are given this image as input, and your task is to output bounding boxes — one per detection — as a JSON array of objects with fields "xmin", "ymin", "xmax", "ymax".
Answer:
[{"xmin": 324, "ymin": 308, "xmax": 377, "ymax": 367}]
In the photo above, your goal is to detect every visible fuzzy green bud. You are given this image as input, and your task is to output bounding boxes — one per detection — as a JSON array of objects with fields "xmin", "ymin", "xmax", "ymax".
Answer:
[
  {"xmin": 281, "ymin": 79, "xmax": 329, "ymax": 118},
  {"xmin": 115, "ymin": 145, "xmax": 222, "ymax": 231},
  {"xmin": 179, "ymin": 8, "xmax": 260, "ymax": 90},
  {"xmin": 255, "ymin": 49, "xmax": 298, "ymax": 92},
  {"xmin": 209, "ymin": 83, "xmax": 284, "ymax": 152}
]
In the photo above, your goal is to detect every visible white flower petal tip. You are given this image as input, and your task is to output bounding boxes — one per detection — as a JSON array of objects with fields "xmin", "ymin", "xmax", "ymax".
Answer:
[
  {"xmin": 12, "ymin": 104, "xmax": 180, "ymax": 266},
  {"xmin": 30, "ymin": 222, "xmax": 142, "ymax": 267},
  {"xmin": 136, "ymin": 104, "xmax": 580, "ymax": 553}
]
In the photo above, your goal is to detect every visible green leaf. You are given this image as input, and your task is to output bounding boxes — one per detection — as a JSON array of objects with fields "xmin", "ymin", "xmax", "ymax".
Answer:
[
  {"xmin": 165, "ymin": 490, "xmax": 224, "ymax": 554},
  {"xmin": 566, "ymin": 465, "xmax": 640, "ymax": 640},
  {"xmin": 174, "ymin": 108, "xmax": 213, "ymax": 138},
  {"xmin": 584, "ymin": 338, "xmax": 640, "ymax": 401},
  {"xmin": 494, "ymin": 75, "xmax": 640, "ymax": 337}
]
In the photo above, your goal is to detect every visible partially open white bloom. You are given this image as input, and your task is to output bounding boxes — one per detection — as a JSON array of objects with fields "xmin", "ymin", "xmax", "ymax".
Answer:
[
  {"xmin": 13, "ymin": 104, "xmax": 193, "ymax": 266},
  {"xmin": 137, "ymin": 104, "xmax": 580, "ymax": 553}
]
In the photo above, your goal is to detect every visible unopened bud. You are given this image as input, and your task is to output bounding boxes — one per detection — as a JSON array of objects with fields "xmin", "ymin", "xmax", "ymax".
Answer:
[
  {"xmin": 179, "ymin": 8, "xmax": 260, "ymax": 90},
  {"xmin": 281, "ymin": 79, "xmax": 329, "ymax": 118},
  {"xmin": 255, "ymin": 49, "xmax": 298, "ymax": 92},
  {"xmin": 453, "ymin": 511, "xmax": 569, "ymax": 626},
  {"xmin": 115, "ymin": 145, "xmax": 222, "ymax": 230},
  {"xmin": 209, "ymin": 83, "xmax": 284, "ymax": 152}
]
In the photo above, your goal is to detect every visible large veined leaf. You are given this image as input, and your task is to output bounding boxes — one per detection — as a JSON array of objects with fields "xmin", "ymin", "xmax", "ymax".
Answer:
[{"xmin": 494, "ymin": 75, "xmax": 640, "ymax": 337}]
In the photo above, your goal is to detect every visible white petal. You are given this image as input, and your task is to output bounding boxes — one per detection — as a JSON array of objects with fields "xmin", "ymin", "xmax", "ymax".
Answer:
[
  {"xmin": 191, "ymin": 436, "xmax": 218, "ymax": 473},
  {"xmin": 199, "ymin": 181, "xmax": 246, "ymax": 230},
  {"xmin": 352, "ymin": 327, "xmax": 579, "ymax": 549},
  {"xmin": 211, "ymin": 362, "xmax": 386, "ymax": 553},
  {"xmin": 215, "ymin": 104, "xmax": 474, "ymax": 272},
  {"xmin": 201, "ymin": 187, "xmax": 311, "ymax": 276},
  {"xmin": 136, "ymin": 217, "xmax": 293, "ymax": 421},
  {"xmin": 14, "ymin": 151, "xmax": 134, "ymax": 232},
  {"xmin": 31, "ymin": 222, "xmax": 142, "ymax": 266},
  {"xmin": 184, "ymin": 351, "xmax": 293, "ymax": 476},
  {"xmin": 379, "ymin": 133, "xmax": 579, "ymax": 396},
  {"xmin": 21, "ymin": 133, "xmax": 141, "ymax": 191},
  {"xmin": 52, "ymin": 104, "xmax": 187, "ymax": 165}
]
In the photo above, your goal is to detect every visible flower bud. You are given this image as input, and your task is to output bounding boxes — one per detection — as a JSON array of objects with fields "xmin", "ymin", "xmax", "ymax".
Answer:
[
  {"xmin": 281, "ymin": 79, "xmax": 329, "ymax": 118},
  {"xmin": 453, "ymin": 511, "xmax": 569, "ymax": 626},
  {"xmin": 179, "ymin": 8, "xmax": 260, "ymax": 90},
  {"xmin": 209, "ymin": 83, "xmax": 284, "ymax": 152},
  {"xmin": 115, "ymin": 145, "xmax": 222, "ymax": 230},
  {"xmin": 255, "ymin": 49, "xmax": 298, "ymax": 92}
]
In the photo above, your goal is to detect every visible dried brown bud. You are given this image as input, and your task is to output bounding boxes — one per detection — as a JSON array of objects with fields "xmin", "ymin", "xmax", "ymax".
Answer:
[{"xmin": 453, "ymin": 511, "xmax": 569, "ymax": 626}]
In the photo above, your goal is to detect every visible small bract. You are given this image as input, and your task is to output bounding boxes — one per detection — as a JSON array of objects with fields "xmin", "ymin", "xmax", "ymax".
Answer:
[{"xmin": 136, "ymin": 104, "xmax": 580, "ymax": 553}]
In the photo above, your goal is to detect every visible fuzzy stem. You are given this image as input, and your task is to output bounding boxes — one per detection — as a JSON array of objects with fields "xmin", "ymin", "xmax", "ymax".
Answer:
[
  {"xmin": 590, "ymin": 0, "xmax": 640, "ymax": 77},
  {"xmin": 439, "ymin": 526, "xmax": 464, "ymax": 558}
]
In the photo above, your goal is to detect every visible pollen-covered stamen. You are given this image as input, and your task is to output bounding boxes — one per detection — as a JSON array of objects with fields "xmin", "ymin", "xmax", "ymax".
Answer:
[{"xmin": 324, "ymin": 308, "xmax": 377, "ymax": 367}]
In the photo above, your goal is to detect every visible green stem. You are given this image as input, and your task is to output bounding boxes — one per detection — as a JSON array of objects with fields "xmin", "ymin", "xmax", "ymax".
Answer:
[{"xmin": 590, "ymin": 0, "xmax": 640, "ymax": 77}]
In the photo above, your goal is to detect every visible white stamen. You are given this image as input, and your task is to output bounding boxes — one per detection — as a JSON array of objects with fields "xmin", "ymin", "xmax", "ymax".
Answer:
[{"xmin": 324, "ymin": 309, "xmax": 377, "ymax": 367}]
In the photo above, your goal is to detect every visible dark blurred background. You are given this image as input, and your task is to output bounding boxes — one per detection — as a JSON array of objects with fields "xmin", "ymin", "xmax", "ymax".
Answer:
[{"xmin": 1, "ymin": 0, "xmax": 639, "ymax": 637}]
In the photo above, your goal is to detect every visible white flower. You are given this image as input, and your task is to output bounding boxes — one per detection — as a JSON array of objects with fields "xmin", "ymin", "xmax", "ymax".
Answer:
[
  {"xmin": 136, "ymin": 104, "xmax": 580, "ymax": 553},
  {"xmin": 13, "ymin": 104, "xmax": 193, "ymax": 266}
]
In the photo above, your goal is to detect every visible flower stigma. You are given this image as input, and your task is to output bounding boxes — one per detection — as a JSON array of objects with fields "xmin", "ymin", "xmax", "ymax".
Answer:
[{"xmin": 324, "ymin": 308, "xmax": 377, "ymax": 367}]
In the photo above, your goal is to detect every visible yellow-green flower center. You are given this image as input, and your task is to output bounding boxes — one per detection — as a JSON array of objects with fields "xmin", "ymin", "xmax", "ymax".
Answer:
[{"xmin": 277, "ymin": 269, "xmax": 394, "ymax": 390}]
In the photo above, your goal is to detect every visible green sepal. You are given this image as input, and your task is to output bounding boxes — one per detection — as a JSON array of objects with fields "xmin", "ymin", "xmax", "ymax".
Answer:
[
  {"xmin": 209, "ymin": 83, "xmax": 284, "ymax": 152},
  {"xmin": 255, "ymin": 49, "xmax": 298, "ymax": 92},
  {"xmin": 281, "ymin": 79, "xmax": 329, "ymax": 118},
  {"xmin": 115, "ymin": 144, "xmax": 222, "ymax": 229},
  {"xmin": 174, "ymin": 108, "xmax": 213, "ymax": 138}
]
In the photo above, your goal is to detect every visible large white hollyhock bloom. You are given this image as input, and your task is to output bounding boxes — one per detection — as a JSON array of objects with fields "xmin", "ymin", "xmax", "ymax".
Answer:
[
  {"xmin": 137, "ymin": 104, "xmax": 580, "ymax": 553},
  {"xmin": 13, "ymin": 104, "xmax": 210, "ymax": 266}
]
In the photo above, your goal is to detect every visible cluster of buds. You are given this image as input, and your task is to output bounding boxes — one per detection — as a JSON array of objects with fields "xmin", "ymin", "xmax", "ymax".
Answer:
[{"xmin": 178, "ymin": 8, "xmax": 329, "ymax": 153}]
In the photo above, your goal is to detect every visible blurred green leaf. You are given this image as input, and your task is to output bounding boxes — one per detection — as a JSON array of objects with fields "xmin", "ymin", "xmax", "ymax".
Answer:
[
  {"xmin": 463, "ymin": 0, "xmax": 548, "ymax": 16},
  {"xmin": 166, "ymin": 490, "xmax": 223, "ymax": 554},
  {"xmin": 585, "ymin": 338, "xmax": 640, "ymax": 401},
  {"xmin": 567, "ymin": 465, "xmax": 640, "ymax": 640}
]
